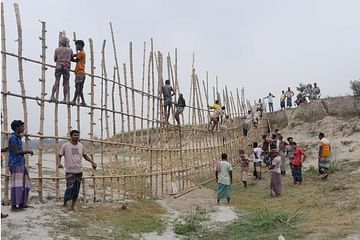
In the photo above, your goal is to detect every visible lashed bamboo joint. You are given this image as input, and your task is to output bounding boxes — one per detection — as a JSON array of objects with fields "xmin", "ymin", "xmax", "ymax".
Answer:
[{"xmin": 1, "ymin": 3, "xmax": 267, "ymax": 205}]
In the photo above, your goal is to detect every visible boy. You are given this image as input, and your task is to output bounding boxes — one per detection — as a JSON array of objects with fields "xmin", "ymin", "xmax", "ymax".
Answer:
[
  {"xmin": 318, "ymin": 132, "xmax": 331, "ymax": 179},
  {"xmin": 290, "ymin": 142, "xmax": 307, "ymax": 187},
  {"xmin": 215, "ymin": 153, "xmax": 233, "ymax": 204},
  {"xmin": 161, "ymin": 80, "xmax": 176, "ymax": 123},
  {"xmin": 70, "ymin": 40, "xmax": 86, "ymax": 106},
  {"xmin": 50, "ymin": 37, "xmax": 73, "ymax": 102},
  {"xmin": 174, "ymin": 93, "xmax": 186, "ymax": 125},
  {"xmin": 253, "ymin": 142, "xmax": 263, "ymax": 180},
  {"xmin": 263, "ymin": 92, "xmax": 275, "ymax": 112},
  {"xmin": 208, "ymin": 100, "xmax": 221, "ymax": 131},
  {"xmin": 239, "ymin": 149, "xmax": 250, "ymax": 188},
  {"xmin": 280, "ymin": 90, "xmax": 286, "ymax": 110},
  {"xmin": 58, "ymin": 130, "xmax": 97, "ymax": 210},
  {"xmin": 269, "ymin": 149, "xmax": 282, "ymax": 197}
]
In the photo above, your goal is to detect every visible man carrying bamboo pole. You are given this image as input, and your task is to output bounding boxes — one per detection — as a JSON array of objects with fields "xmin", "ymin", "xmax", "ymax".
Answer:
[
  {"xmin": 58, "ymin": 130, "xmax": 97, "ymax": 211},
  {"xmin": 50, "ymin": 37, "xmax": 73, "ymax": 102},
  {"xmin": 161, "ymin": 80, "xmax": 175, "ymax": 123}
]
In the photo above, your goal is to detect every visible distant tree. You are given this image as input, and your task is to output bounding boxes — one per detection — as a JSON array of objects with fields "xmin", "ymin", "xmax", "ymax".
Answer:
[{"xmin": 350, "ymin": 80, "xmax": 360, "ymax": 96}]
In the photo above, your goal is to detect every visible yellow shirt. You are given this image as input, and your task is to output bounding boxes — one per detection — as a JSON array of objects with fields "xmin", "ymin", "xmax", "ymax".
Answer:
[
  {"xmin": 212, "ymin": 103, "xmax": 221, "ymax": 111},
  {"xmin": 319, "ymin": 138, "xmax": 331, "ymax": 157},
  {"xmin": 75, "ymin": 50, "xmax": 86, "ymax": 75}
]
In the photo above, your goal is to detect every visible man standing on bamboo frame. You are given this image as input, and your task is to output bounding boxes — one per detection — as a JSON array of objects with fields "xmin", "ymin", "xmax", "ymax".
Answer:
[
  {"xmin": 50, "ymin": 37, "xmax": 73, "ymax": 103},
  {"xmin": 161, "ymin": 80, "xmax": 175, "ymax": 124},
  {"xmin": 58, "ymin": 130, "xmax": 97, "ymax": 211}
]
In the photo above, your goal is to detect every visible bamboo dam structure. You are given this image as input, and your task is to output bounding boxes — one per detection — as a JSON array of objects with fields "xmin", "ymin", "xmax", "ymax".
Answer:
[{"xmin": 1, "ymin": 3, "xmax": 268, "ymax": 205}]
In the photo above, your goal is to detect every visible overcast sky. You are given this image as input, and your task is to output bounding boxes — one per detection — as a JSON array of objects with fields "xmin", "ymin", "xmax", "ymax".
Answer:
[{"xmin": 2, "ymin": 0, "xmax": 360, "ymax": 136}]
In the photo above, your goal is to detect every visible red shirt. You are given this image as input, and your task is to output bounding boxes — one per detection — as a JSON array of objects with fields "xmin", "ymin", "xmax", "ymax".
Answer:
[{"xmin": 292, "ymin": 148, "xmax": 304, "ymax": 166}]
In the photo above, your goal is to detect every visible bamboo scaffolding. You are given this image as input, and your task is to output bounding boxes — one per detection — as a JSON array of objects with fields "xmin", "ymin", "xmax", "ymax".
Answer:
[
  {"xmin": 1, "ymin": 2, "xmax": 10, "ymax": 205},
  {"xmin": 0, "ymin": 7, "xmax": 265, "ymax": 204}
]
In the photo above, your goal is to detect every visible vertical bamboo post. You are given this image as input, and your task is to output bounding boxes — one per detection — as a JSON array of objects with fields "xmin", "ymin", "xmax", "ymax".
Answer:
[
  {"xmin": 100, "ymin": 40, "xmax": 107, "ymax": 201},
  {"xmin": 54, "ymin": 33, "xmax": 62, "ymax": 200},
  {"xmin": 146, "ymin": 49, "xmax": 152, "ymax": 142},
  {"xmin": 73, "ymin": 32, "xmax": 81, "ymax": 132},
  {"xmin": 111, "ymin": 67, "xmax": 116, "ymax": 135},
  {"xmin": 191, "ymin": 68, "xmax": 196, "ymax": 125},
  {"xmin": 37, "ymin": 20, "xmax": 47, "ymax": 203},
  {"xmin": 1, "ymin": 2, "xmax": 10, "ymax": 205},
  {"xmin": 89, "ymin": 38, "xmax": 96, "ymax": 202},
  {"xmin": 14, "ymin": 3, "xmax": 29, "ymax": 167},
  {"xmin": 109, "ymin": 22, "xmax": 125, "ymax": 139},
  {"xmin": 122, "ymin": 63, "xmax": 130, "ymax": 136},
  {"xmin": 140, "ymin": 42, "xmax": 146, "ymax": 141},
  {"xmin": 195, "ymin": 75, "xmax": 205, "ymax": 124},
  {"xmin": 129, "ymin": 42, "xmax": 137, "ymax": 142},
  {"xmin": 151, "ymin": 39, "xmax": 155, "ymax": 130}
]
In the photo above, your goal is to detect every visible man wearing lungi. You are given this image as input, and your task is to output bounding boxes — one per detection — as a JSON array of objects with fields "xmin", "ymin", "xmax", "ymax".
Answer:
[
  {"xmin": 215, "ymin": 153, "xmax": 233, "ymax": 204},
  {"xmin": 58, "ymin": 130, "xmax": 97, "ymax": 210},
  {"xmin": 269, "ymin": 149, "xmax": 282, "ymax": 197},
  {"xmin": 8, "ymin": 120, "xmax": 33, "ymax": 210}
]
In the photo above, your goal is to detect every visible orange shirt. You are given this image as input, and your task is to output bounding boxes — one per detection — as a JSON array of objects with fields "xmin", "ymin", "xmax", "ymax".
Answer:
[
  {"xmin": 319, "ymin": 138, "xmax": 331, "ymax": 157},
  {"xmin": 75, "ymin": 50, "xmax": 86, "ymax": 75}
]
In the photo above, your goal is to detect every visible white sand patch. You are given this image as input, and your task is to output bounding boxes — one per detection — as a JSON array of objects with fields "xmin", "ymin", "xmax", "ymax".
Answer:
[
  {"xmin": 208, "ymin": 205, "xmax": 238, "ymax": 223},
  {"xmin": 1, "ymin": 204, "xmax": 68, "ymax": 240}
]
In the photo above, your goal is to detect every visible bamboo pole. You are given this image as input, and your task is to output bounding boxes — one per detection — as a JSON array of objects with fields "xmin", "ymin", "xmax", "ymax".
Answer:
[
  {"xmin": 195, "ymin": 74, "xmax": 205, "ymax": 124},
  {"xmin": 122, "ymin": 63, "xmax": 130, "ymax": 135},
  {"xmin": 1, "ymin": 2, "xmax": 10, "ymax": 205},
  {"xmin": 111, "ymin": 67, "xmax": 116, "ymax": 135},
  {"xmin": 101, "ymin": 40, "xmax": 110, "ymax": 139},
  {"xmin": 14, "ymin": 3, "xmax": 30, "ymax": 167},
  {"xmin": 73, "ymin": 32, "xmax": 81, "ymax": 132},
  {"xmin": 37, "ymin": 20, "xmax": 46, "ymax": 203},
  {"xmin": 109, "ymin": 22, "xmax": 125, "ymax": 140},
  {"xmin": 100, "ymin": 40, "xmax": 106, "ymax": 201},
  {"xmin": 88, "ymin": 38, "xmax": 96, "ymax": 202},
  {"xmin": 140, "ymin": 41, "xmax": 146, "ymax": 139},
  {"xmin": 129, "ymin": 42, "xmax": 136, "ymax": 142}
]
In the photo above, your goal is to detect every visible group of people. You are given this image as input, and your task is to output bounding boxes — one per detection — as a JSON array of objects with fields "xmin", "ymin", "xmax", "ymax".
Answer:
[
  {"xmin": 215, "ymin": 130, "xmax": 331, "ymax": 203},
  {"xmin": 50, "ymin": 36, "xmax": 87, "ymax": 105},
  {"xmin": 2, "ymin": 120, "xmax": 96, "ymax": 218},
  {"xmin": 261, "ymin": 83, "xmax": 321, "ymax": 112}
]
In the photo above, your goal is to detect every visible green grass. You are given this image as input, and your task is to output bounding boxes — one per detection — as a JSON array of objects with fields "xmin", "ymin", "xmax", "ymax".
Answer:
[
  {"xmin": 173, "ymin": 213, "xmax": 208, "ymax": 236},
  {"xmin": 51, "ymin": 200, "xmax": 166, "ymax": 240},
  {"xmin": 192, "ymin": 160, "xmax": 360, "ymax": 240},
  {"xmin": 198, "ymin": 209, "xmax": 304, "ymax": 240}
]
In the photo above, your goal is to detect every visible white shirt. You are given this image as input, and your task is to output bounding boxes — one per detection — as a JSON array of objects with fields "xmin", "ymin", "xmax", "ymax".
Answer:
[
  {"xmin": 253, "ymin": 147, "xmax": 263, "ymax": 162},
  {"xmin": 217, "ymin": 160, "xmax": 233, "ymax": 185},
  {"xmin": 268, "ymin": 95, "xmax": 274, "ymax": 103},
  {"xmin": 271, "ymin": 156, "xmax": 281, "ymax": 173}
]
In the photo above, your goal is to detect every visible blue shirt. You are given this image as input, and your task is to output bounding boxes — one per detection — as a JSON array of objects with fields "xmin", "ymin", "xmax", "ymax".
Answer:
[{"xmin": 8, "ymin": 133, "xmax": 25, "ymax": 167}]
